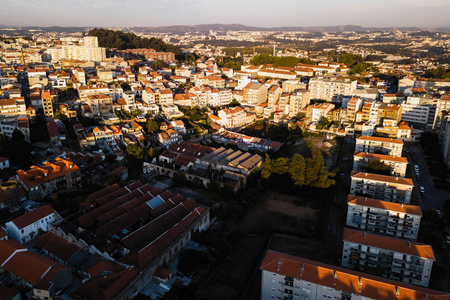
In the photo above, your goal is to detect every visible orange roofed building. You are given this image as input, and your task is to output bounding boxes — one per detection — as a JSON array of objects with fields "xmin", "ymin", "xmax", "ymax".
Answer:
[
  {"xmin": 15, "ymin": 158, "xmax": 81, "ymax": 200},
  {"xmin": 350, "ymin": 171, "xmax": 413, "ymax": 204},
  {"xmin": 342, "ymin": 228, "xmax": 434, "ymax": 287},
  {"xmin": 260, "ymin": 250, "xmax": 448, "ymax": 300},
  {"xmin": 346, "ymin": 194, "xmax": 422, "ymax": 240}
]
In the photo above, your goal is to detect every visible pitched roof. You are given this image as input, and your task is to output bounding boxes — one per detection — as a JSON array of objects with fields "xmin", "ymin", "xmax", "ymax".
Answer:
[
  {"xmin": 34, "ymin": 232, "xmax": 81, "ymax": 261},
  {"xmin": 261, "ymin": 250, "xmax": 447, "ymax": 300},
  {"xmin": 343, "ymin": 228, "xmax": 435, "ymax": 260},
  {"xmin": 356, "ymin": 136, "xmax": 404, "ymax": 145},
  {"xmin": 16, "ymin": 158, "xmax": 79, "ymax": 188},
  {"xmin": 353, "ymin": 152, "xmax": 408, "ymax": 163},
  {"xmin": 347, "ymin": 195, "xmax": 422, "ymax": 216},
  {"xmin": 351, "ymin": 171, "xmax": 413, "ymax": 186},
  {"xmin": 10, "ymin": 205, "xmax": 55, "ymax": 230},
  {"xmin": 75, "ymin": 268, "xmax": 139, "ymax": 300}
]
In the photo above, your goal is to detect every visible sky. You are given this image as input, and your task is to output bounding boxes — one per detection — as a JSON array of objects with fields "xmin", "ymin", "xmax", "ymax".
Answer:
[{"xmin": 0, "ymin": 0, "xmax": 449, "ymax": 28}]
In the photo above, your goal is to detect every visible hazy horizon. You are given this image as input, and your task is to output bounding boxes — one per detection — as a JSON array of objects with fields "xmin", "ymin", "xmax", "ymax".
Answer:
[{"xmin": 1, "ymin": 0, "xmax": 450, "ymax": 29}]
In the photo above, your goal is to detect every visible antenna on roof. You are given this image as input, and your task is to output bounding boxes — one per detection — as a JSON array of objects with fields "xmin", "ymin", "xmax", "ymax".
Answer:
[
  {"xmin": 277, "ymin": 258, "xmax": 282, "ymax": 271},
  {"xmin": 300, "ymin": 263, "xmax": 304, "ymax": 277}
]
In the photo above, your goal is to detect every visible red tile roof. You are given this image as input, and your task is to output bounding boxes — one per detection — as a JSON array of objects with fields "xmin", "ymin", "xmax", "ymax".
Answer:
[
  {"xmin": 343, "ymin": 228, "xmax": 435, "ymax": 260},
  {"xmin": 11, "ymin": 205, "xmax": 55, "ymax": 230},
  {"xmin": 88, "ymin": 260, "xmax": 125, "ymax": 278},
  {"xmin": 260, "ymin": 250, "xmax": 448, "ymax": 300},
  {"xmin": 353, "ymin": 152, "xmax": 408, "ymax": 163},
  {"xmin": 2, "ymin": 246, "xmax": 59, "ymax": 284},
  {"xmin": 75, "ymin": 268, "xmax": 139, "ymax": 300},
  {"xmin": 351, "ymin": 171, "xmax": 413, "ymax": 186},
  {"xmin": 356, "ymin": 135, "xmax": 404, "ymax": 145},
  {"xmin": 347, "ymin": 195, "xmax": 422, "ymax": 216},
  {"xmin": 16, "ymin": 158, "xmax": 79, "ymax": 188},
  {"xmin": 34, "ymin": 232, "xmax": 80, "ymax": 261}
]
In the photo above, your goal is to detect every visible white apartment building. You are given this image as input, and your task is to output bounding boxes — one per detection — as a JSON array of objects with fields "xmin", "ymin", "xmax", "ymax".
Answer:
[
  {"xmin": 401, "ymin": 102, "xmax": 429, "ymax": 125},
  {"xmin": 308, "ymin": 77, "xmax": 357, "ymax": 102},
  {"xmin": 218, "ymin": 106, "xmax": 247, "ymax": 128},
  {"xmin": 355, "ymin": 136, "xmax": 404, "ymax": 157},
  {"xmin": 308, "ymin": 103, "xmax": 334, "ymax": 122},
  {"xmin": 78, "ymin": 84, "xmax": 110, "ymax": 98},
  {"xmin": 350, "ymin": 171, "xmax": 413, "ymax": 204},
  {"xmin": 288, "ymin": 90, "xmax": 311, "ymax": 118},
  {"xmin": 260, "ymin": 250, "xmax": 445, "ymax": 300},
  {"xmin": 347, "ymin": 195, "xmax": 422, "ymax": 240},
  {"xmin": 218, "ymin": 88, "xmax": 232, "ymax": 106},
  {"xmin": 353, "ymin": 152, "xmax": 408, "ymax": 177},
  {"xmin": 434, "ymin": 95, "xmax": 450, "ymax": 130},
  {"xmin": 5, "ymin": 205, "xmax": 57, "ymax": 244},
  {"xmin": 0, "ymin": 97, "xmax": 26, "ymax": 118},
  {"xmin": 342, "ymin": 228, "xmax": 434, "ymax": 287},
  {"xmin": 257, "ymin": 69, "xmax": 296, "ymax": 80},
  {"xmin": 92, "ymin": 125, "xmax": 123, "ymax": 147},
  {"xmin": 61, "ymin": 36, "xmax": 106, "ymax": 62},
  {"xmin": 267, "ymin": 85, "xmax": 282, "ymax": 108},
  {"xmin": 243, "ymin": 83, "xmax": 268, "ymax": 106}
]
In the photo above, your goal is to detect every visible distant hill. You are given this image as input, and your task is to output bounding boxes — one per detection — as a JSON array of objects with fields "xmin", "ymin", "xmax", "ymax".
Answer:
[
  {"xmin": 1, "ymin": 24, "xmax": 449, "ymax": 37},
  {"xmin": 131, "ymin": 24, "xmax": 450, "ymax": 34}
]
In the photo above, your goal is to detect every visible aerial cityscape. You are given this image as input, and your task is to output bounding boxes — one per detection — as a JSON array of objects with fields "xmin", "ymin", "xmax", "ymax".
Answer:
[{"xmin": 0, "ymin": 1, "xmax": 450, "ymax": 300}]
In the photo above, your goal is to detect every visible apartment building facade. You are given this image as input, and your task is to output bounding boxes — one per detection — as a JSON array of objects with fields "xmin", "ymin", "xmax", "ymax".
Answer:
[
  {"xmin": 342, "ymin": 229, "xmax": 434, "ymax": 287},
  {"xmin": 346, "ymin": 195, "xmax": 422, "ymax": 240},
  {"xmin": 353, "ymin": 152, "xmax": 408, "ymax": 177},
  {"xmin": 308, "ymin": 77, "xmax": 357, "ymax": 103},
  {"xmin": 355, "ymin": 136, "xmax": 404, "ymax": 157},
  {"xmin": 260, "ymin": 250, "xmax": 446, "ymax": 300},
  {"xmin": 350, "ymin": 171, "xmax": 413, "ymax": 204}
]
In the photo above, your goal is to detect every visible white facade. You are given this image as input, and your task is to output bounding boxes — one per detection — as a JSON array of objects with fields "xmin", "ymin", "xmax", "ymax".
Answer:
[
  {"xmin": 350, "ymin": 171, "xmax": 413, "ymax": 204},
  {"xmin": 401, "ymin": 103, "xmax": 429, "ymax": 125},
  {"xmin": 308, "ymin": 77, "xmax": 357, "ymax": 102},
  {"xmin": 6, "ymin": 206, "xmax": 56, "ymax": 244},
  {"xmin": 353, "ymin": 152, "xmax": 408, "ymax": 177},
  {"xmin": 346, "ymin": 195, "xmax": 422, "ymax": 240},
  {"xmin": 355, "ymin": 136, "xmax": 404, "ymax": 157},
  {"xmin": 342, "ymin": 229, "xmax": 434, "ymax": 287},
  {"xmin": 260, "ymin": 250, "xmax": 441, "ymax": 300}
]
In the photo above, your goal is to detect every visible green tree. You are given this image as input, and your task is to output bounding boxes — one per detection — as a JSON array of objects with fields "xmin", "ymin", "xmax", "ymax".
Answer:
[
  {"xmin": 120, "ymin": 82, "xmax": 131, "ymax": 91},
  {"xmin": 229, "ymin": 99, "xmax": 240, "ymax": 107},
  {"xmin": 155, "ymin": 60, "xmax": 165, "ymax": 70},
  {"xmin": 260, "ymin": 154, "xmax": 272, "ymax": 179},
  {"xmin": 146, "ymin": 119, "xmax": 159, "ymax": 133},
  {"xmin": 366, "ymin": 159, "xmax": 391, "ymax": 175},
  {"xmin": 271, "ymin": 157, "xmax": 290, "ymax": 175},
  {"xmin": 148, "ymin": 147, "xmax": 158, "ymax": 158},
  {"xmin": 290, "ymin": 154, "xmax": 306, "ymax": 186},
  {"xmin": 295, "ymin": 112, "xmax": 306, "ymax": 120},
  {"xmin": 250, "ymin": 54, "xmax": 276, "ymax": 66},
  {"xmin": 273, "ymin": 56, "xmax": 299, "ymax": 68}
]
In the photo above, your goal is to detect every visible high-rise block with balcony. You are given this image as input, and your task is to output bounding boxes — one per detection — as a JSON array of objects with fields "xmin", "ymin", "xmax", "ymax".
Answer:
[
  {"xmin": 350, "ymin": 171, "xmax": 413, "ymax": 204},
  {"xmin": 342, "ymin": 229, "xmax": 434, "ymax": 287},
  {"xmin": 347, "ymin": 195, "xmax": 422, "ymax": 240}
]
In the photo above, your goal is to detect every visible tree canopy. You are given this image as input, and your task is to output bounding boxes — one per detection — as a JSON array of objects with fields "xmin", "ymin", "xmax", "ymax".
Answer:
[
  {"xmin": 146, "ymin": 119, "xmax": 159, "ymax": 133},
  {"xmin": 260, "ymin": 153, "xmax": 335, "ymax": 189},
  {"xmin": 366, "ymin": 159, "xmax": 391, "ymax": 176},
  {"xmin": 88, "ymin": 28, "xmax": 182, "ymax": 54},
  {"xmin": 249, "ymin": 54, "xmax": 299, "ymax": 68}
]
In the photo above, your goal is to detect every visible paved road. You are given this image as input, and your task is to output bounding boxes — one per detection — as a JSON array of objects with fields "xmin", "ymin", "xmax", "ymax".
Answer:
[
  {"xmin": 404, "ymin": 144, "xmax": 450, "ymax": 210},
  {"xmin": 405, "ymin": 143, "xmax": 450, "ymax": 292}
]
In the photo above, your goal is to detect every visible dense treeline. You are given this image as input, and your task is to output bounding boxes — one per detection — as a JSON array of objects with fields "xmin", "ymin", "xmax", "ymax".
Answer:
[
  {"xmin": 88, "ymin": 28, "xmax": 182, "ymax": 54},
  {"xmin": 423, "ymin": 66, "xmax": 450, "ymax": 79},
  {"xmin": 260, "ymin": 153, "xmax": 335, "ymax": 189},
  {"xmin": 249, "ymin": 54, "xmax": 301, "ymax": 68}
]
